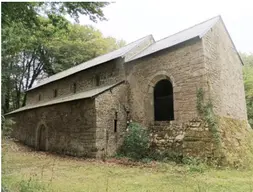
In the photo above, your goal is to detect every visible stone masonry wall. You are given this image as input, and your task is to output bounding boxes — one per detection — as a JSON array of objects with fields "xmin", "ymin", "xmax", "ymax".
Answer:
[
  {"xmin": 150, "ymin": 119, "xmax": 215, "ymax": 157},
  {"xmin": 94, "ymin": 82, "xmax": 128, "ymax": 158},
  {"xmin": 125, "ymin": 38, "xmax": 208, "ymax": 126},
  {"xmin": 124, "ymin": 38, "xmax": 217, "ymax": 157},
  {"xmin": 202, "ymin": 19, "xmax": 248, "ymax": 120},
  {"xmin": 26, "ymin": 58, "xmax": 125, "ymax": 105},
  {"xmin": 10, "ymin": 99, "xmax": 97, "ymax": 157}
]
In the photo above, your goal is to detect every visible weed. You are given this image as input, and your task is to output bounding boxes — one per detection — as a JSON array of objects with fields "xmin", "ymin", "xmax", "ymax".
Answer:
[
  {"xmin": 196, "ymin": 88, "xmax": 220, "ymax": 144},
  {"xmin": 19, "ymin": 177, "xmax": 48, "ymax": 192}
]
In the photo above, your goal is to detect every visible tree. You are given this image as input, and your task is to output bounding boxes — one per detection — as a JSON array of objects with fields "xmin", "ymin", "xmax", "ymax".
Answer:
[
  {"xmin": 1, "ymin": 2, "xmax": 109, "ymax": 27},
  {"xmin": 45, "ymin": 24, "xmax": 126, "ymax": 74},
  {"xmin": 1, "ymin": 2, "xmax": 125, "ymax": 113},
  {"xmin": 241, "ymin": 53, "xmax": 253, "ymax": 128},
  {"xmin": 1, "ymin": 18, "xmax": 126, "ymax": 113}
]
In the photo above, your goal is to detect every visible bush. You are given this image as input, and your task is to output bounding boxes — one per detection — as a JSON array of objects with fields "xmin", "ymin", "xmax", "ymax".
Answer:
[
  {"xmin": 1, "ymin": 116, "xmax": 15, "ymax": 138},
  {"xmin": 119, "ymin": 122, "xmax": 149, "ymax": 160}
]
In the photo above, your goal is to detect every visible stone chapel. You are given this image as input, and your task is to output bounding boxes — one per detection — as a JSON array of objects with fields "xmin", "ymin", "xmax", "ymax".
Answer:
[{"xmin": 6, "ymin": 16, "xmax": 250, "ymax": 160}]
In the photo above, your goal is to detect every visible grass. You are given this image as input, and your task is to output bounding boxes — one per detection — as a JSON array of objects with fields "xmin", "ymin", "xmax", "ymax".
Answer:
[{"xmin": 2, "ymin": 139, "xmax": 253, "ymax": 192}]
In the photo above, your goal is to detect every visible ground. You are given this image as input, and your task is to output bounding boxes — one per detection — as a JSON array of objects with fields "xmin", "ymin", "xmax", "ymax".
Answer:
[{"xmin": 2, "ymin": 139, "xmax": 253, "ymax": 192}]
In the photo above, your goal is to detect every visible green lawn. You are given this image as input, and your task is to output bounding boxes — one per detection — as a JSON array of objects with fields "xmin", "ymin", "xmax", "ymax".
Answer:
[{"xmin": 2, "ymin": 139, "xmax": 253, "ymax": 192}]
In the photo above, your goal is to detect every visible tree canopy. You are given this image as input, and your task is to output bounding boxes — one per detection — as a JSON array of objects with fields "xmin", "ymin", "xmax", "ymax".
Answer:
[
  {"xmin": 1, "ymin": 2, "xmax": 126, "ymax": 113},
  {"xmin": 1, "ymin": 2, "xmax": 109, "ymax": 27}
]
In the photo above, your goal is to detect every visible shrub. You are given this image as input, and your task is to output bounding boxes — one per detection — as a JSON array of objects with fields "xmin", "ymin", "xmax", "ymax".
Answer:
[
  {"xmin": 1, "ymin": 116, "xmax": 15, "ymax": 138},
  {"xmin": 119, "ymin": 122, "xmax": 149, "ymax": 160}
]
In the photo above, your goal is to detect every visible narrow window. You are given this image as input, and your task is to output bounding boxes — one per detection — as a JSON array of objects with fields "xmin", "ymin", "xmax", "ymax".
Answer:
[
  {"xmin": 114, "ymin": 112, "xmax": 118, "ymax": 132},
  {"xmin": 114, "ymin": 120, "xmax": 117, "ymax": 133},
  {"xmin": 53, "ymin": 89, "xmax": 58, "ymax": 98},
  {"xmin": 38, "ymin": 94, "xmax": 41, "ymax": 101},
  {"xmin": 73, "ymin": 83, "xmax": 77, "ymax": 93},
  {"xmin": 95, "ymin": 75, "xmax": 100, "ymax": 86}
]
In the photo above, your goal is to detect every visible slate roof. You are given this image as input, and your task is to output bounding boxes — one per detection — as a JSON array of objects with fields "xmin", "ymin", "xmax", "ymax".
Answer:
[
  {"xmin": 6, "ymin": 81, "xmax": 125, "ymax": 115},
  {"xmin": 29, "ymin": 35, "xmax": 153, "ymax": 91},
  {"xmin": 127, "ymin": 16, "xmax": 220, "ymax": 62}
]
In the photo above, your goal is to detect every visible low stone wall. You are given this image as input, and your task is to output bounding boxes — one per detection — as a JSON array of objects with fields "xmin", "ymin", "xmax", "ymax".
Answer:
[{"xmin": 149, "ymin": 118, "xmax": 216, "ymax": 158}]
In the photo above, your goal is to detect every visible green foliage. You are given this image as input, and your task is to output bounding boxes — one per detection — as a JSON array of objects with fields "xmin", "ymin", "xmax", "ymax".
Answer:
[
  {"xmin": 196, "ymin": 88, "xmax": 220, "ymax": 144},
  {"xmin": 2, "ymin": 2, "xmax": 109, "ymax": 28},
  {"xmin": 119, "ymin": 123, "xmax": 150, "ymax": 160},
  {"xmin": 1, "ymin": 16, "xmax": 126, "ymax": 113},
  {"xmin": 1, "ymin": 2, "xmax": 124, "ymax": 113},
  {"xmin": 241, "ymin": 53, "xmax": 253, "ymax": 128},
  {"xmin": 46, "ymin": 24, "xmax": 126, "ymax": 74},
  {"xmin": 148, "ymin": 150, "xmax": 183, "ymax": 163},
  {"xmin": 1, "ymin": 116, "xmax": 15, "ymax": 138}
]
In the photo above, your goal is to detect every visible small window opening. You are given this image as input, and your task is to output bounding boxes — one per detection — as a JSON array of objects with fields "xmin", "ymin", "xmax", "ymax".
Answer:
[
  {"xmin": 38, "ymin": 94, "xmax": 41, "ymax": 101},
  {"xmin": 95, "ymin": 75, "xmax": 100, "ymax": 86},
  {"xmin": 53, "ymin": 89, "xmax": 58, "ymax": 98},
  {"xmin": 114, "ymin": 112, "xmax": 118, "ymax": 132},
  {"xmin": 73, "ymin": 83, "xmax": 77, "ymax": 93},
  {"xmin": 114, "ymin": 120, "xmax": 118, "ymax": 132}
]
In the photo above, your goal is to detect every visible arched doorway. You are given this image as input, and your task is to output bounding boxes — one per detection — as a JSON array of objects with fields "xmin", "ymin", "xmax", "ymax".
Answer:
[
  {"xmin": 154, "ymin": 79, "xmax": 174, "ymax": 121},
  {"xmin": 37, "ymin": 124, "xmax": 47, "ymax": 151}
]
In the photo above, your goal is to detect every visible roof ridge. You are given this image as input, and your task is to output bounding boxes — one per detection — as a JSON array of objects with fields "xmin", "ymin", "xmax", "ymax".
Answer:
[
  {"xmin": 74, "ymin": 34, "xmax": 153, "ymax": 63},
  {"xmin": 155, "ymin": 15, "xmax": 220, "ymax": 43},
  {"xmin": 121, "ymin": 34, "xmax": 153, "ymax": 55},
  {"xmin": 124, "ymin": 35, "xmax": 155, "ymax": 61},
  {"xmin": 33, "ymin": 34, "xmax": 152, "ymax": 89}
]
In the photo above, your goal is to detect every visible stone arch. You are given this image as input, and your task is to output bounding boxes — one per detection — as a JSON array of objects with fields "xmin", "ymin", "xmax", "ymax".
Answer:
[
  {"xmin": 35, "ymin": 121, "xmax": 49, "ymax": 151},
  {"xmin": 144, "ymin": 71, "xmax": 175, "ymax": 124},
  {"xmin": 147, "ymin": 71, "xmax": 175, "ymax": 93}
]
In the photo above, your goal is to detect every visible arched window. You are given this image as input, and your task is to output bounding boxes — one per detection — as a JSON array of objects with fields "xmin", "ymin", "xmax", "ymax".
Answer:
[{"xmin": 154, "ymin": 79, "xmax": 174, "ymax": 121}]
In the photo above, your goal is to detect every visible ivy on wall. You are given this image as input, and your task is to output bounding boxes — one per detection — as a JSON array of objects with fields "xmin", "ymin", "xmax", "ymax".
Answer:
[{"xmin": 196, "ymin": 88, "xmax": 221, "ymax": 144}]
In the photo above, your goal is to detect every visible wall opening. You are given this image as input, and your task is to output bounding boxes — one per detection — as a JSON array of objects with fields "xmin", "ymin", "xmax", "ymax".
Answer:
[
  {"xmin": 53, "ymin": 89, "xmax": 58, "ymax": 98},
  {"xmin": 95, "ymin": 75, "xmax": 100, "ymax": 86},
  {"xmin": 154, "ymin": 79, "xmax": 174, "ymax": 121},
  {"xmin": 114, "ymin": 112, "xmax": 118, "ymax": 132},
  {"xmin": 114, "ymin": 120, "xmax": 117, "ymax": 132},
  {"xmin": 37, "ymin": 124, "xmax": 47, "ymax": 151},
  {"xmin": 73, "ymin": 83, "xmax": 77, "ymax": 93}
]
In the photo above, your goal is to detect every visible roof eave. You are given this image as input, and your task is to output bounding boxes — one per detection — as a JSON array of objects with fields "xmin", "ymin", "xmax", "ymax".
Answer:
[{"xmin": 5, "ymin": 81, "xmax": 126, "ymax": 116}]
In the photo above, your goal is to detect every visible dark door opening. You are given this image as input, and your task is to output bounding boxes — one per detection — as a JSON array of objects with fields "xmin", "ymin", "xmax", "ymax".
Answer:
[
  {"xmin": 154, "ymin": 79, "xmax": 174, "ymax": 121},
  {"xmin": 38, "ymin": 125, "xmax": 46, "ymax": 151}
]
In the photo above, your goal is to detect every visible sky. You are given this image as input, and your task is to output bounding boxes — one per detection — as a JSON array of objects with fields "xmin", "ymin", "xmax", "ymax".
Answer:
[{"xmin": 79, "ymin": 0, "xmax": 253, "ymax": 53}]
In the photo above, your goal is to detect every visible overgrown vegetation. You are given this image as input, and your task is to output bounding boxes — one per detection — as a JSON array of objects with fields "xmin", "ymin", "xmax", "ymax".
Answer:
[
  {"xmin": 118, "ymin": 123, "xmax": 207, "ymax": 166},
  {"xmin": 196, "ymin": 88, "xmax": 220, "ymax": 144},
  {"xmin": 1, "ymin": 116, "xmax": 15, "ymax": 138},
  {"xmin": 119, "ymin": 123, "xmax": 149, "ymax": 160},
  {"xmin": 241, "ymin": 53, "xmax": 253, "ymax": 128}
]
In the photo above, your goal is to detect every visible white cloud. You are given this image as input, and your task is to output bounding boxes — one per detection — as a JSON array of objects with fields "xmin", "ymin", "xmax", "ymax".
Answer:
[{"xmin": 79, "ymin": 0, "xmax": 253, "ymax": 53}]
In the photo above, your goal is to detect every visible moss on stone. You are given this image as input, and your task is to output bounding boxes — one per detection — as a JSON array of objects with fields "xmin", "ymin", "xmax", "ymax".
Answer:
[{"xmin": 218, "ymin": 117, "xmax": 253, "ymax": 169}]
